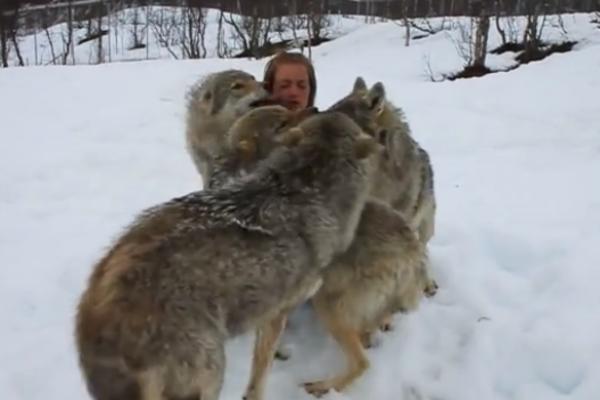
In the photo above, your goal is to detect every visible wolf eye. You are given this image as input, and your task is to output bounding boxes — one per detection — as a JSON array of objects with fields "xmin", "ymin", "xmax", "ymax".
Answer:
[{"xmin": 231, "ymin": 82, "xmax": 244, "ymax": 90}]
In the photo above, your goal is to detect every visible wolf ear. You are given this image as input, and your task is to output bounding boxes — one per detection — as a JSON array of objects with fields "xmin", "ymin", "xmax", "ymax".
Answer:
[
  {"xmin": 275, "ymin": 127, "xmax": 305, "ymax": 147},
  {"xmin": 353, "ymin": 77, "xmax": 368, "ymax": 93},
  {"xmin": 354, "ymin": 135, "xmax": 379, "ymax": 160},
  {"xmin": 367, "ymin": 82, "xmax": 386, "ymax": 116}
]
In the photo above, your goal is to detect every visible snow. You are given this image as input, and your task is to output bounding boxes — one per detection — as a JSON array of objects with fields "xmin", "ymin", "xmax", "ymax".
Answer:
[
  {"xmin": 9, "ymin": 7, "xmax": 366, "ymax": 66},
  {"xmin": 2, "ymin": 11, "xmax": 600, "ymax": 400}
]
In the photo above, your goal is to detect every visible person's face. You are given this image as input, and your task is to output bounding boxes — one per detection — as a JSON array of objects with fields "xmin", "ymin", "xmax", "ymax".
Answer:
[{"xmin": 272, "ymin": 63, "xmax": 310, "ymax": 111}]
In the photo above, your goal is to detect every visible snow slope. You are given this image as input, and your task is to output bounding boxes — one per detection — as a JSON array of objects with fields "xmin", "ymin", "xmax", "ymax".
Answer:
[
  {"xmin": 1, "ymin": 13, "xmax": 600, "ymax": 400},
  {"xmin": 10, "ymin": 7, "xmax": 366, "ymax": 66}
]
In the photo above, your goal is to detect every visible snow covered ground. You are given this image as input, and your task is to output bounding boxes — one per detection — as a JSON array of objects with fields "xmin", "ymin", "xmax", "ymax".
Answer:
[
  {"xmin": 9, "ymin": 7, "xmax": 366, "ymax": 66},
  {"xmin": 1, "ymin": 12, "xmax": 600, "ymax": 400}
]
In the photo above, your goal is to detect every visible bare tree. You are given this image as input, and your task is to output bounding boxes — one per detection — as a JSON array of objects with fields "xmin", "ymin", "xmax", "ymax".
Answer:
[
  {"xmin": 148, "ymin": 7, "xmax": 179, "ymax": 59},
  {"xmin": 120, "ymin": 3, "xmax": 150, "ymax": 60},
  {"xmin": 282, "ymin": 0, "xmax": 306, "ymax": 52},
  {"xmin": 521, "ymin": 0, "xmax": 549, "ymax": 61},
  {"xmin": 412, "ymin": 18, "xmax": 450, "ymax": 34},
  {"xmin": 392, "ymin": 0, "xmax": 412, "ymax": 47},
  {"xmin": 448, "ymin": 0, "xmax": 491, "ymax": 74},
  {"xmin": 494, "ymin": 0, "xmax": 519, "ymax": 46},
  {"xmin": 0, "ymin": 1, "xmax": 23, "ymax": 67},
  {"xmin": 95, "ymin": 4, "xmax": 104, "ymax": 64},
  {"xmin": 224, "ymin": 4, "xmax": 272, "ymax": 58},
  {"xmin": 223, "ymin": 12, "xmax": 249, "ymax": 55},
  {"xmin": 552, "ymin": 13, "xmax": 569, "ymax": 40},
  {"xmin": 272, "ymin": 15, "xmax": 286, "ymax": 41},
  {"xmin": 42, "ymin": 9, "xmax": 58, "ymax": 65},
  {"xmin": 60, "ymin": 0, "xmax": 75, "ymax": 65},
  {"xmin": 9, "ymin": 12, "xmax": 24, "ymax": 65},
  {"xmin": 306, "ymin": 1, "xmax": 313, "ymax": 60},
  {"xmin": 128, "ymin": 1, "xmax": 146, "ymax": 50},
  {"xmin": 179, "ymin": 3, "xmax": 208, "ymax": 59},
  {"xmin": 451, "ymin": 19, "xmax": 474, "ymax": 66},
  {"xmin": 471, "ymin": 1, "xmax": 490, "ymax": 69},
  {"xmin": 215, "ymin": 9, "xmax": 232, "ymax": 58},
  {"xmin": 0, "ymin": 14, "xmax": 9, "ymax": 67},
  {"xmin": 307, "ymin": 0, "xmax": 331, "ymax": 43}
]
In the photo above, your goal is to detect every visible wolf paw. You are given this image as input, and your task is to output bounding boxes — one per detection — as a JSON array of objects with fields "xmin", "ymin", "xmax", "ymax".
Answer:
[
  {"xmin": 274, "ymin": 350, "xmax": 290, "ymax": 361},
  {"xmin": 379, "ymin": 318, "xmax": 395, "ymax": 332},
  {"xmin": 376, "ymin": 313, "xmax": 395, "ymax": 333},
  {"xmin": 274, "ymin": 345, "xmax": 291, "ymax": 361},
  {"xmin": 303, "ymin": 381, "xmax": 333, "ymax": 398},
  {"xmin": 424, "ymin": 279, "xmax": 438, "ymax": 297},
  {"xmin": 360, "ymin": 331, "xmax": 382, "ymax": 349}
]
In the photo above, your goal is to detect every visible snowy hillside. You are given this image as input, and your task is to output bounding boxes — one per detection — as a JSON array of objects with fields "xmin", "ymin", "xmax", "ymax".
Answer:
[
  {"xmin": 1, "ymin": 12, "xmax": 600, "ymax": 400},
  {"xmin": 9, "ymin": 7, "xmax": 366, "ymax": 66}
]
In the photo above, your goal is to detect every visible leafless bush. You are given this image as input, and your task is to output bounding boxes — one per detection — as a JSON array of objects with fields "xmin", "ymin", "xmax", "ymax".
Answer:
[
  {"xmin": 521, "ymin": 1, "xmax": 549, "ymax": 58},
  {"xmin": 215, "ymin": 9, "xmax": 233, "ymax": 58},
  {"xmin": 472, "ymin": 7, "xmax": 490, "ymax": 69},
  {"xmin": 447, "ymin": 1, "xmax": 491, "ymax": 76},
  {"xmin": 0, "ymin": 19, "xmax": 10, "ymax": 67},
  {"xmin": 494, "ymin": 0, "xmax": 519, "ymax": 46},
  {"xmin": 1, "ymin": 3, "xmax": 24, "ymax": 67},
  {"xmin": 60, "ymin": 1, "xmax": 75, "ymax": 65},
  {"xmin": 127, "ymin": 4, "xmax": 147, "ymax": 50},
  {"xmin": 148, "ymin": 7, "xmax": 179, "ymax": 59},
  {"xmin": 179, "ymin": 5, "xmax": 208, "ymax": 59},
  {"xmin": 224, "ymin": 8, "xmax": 272, "ymax": 58},
  {"xmin": 283, "ymin": 14, "xmax": 305, "ymax": 49},
  {"xmin": 450, "ymin": 19, "xmax": 474, "ymax": 66},
  {"xmin": 410, "ymin": 17, "xmax": 450, "ymax": 35},
  {"xmin": 422, "ymin": 53, "xmax": 444, "ymax": 82},
  {"xmin": 307, "ymin": 0, "xmax": 332, "ymax": 41},
  {"xmin": 551, "ymin": 14, "xmax": 569, "ymax": 39}
]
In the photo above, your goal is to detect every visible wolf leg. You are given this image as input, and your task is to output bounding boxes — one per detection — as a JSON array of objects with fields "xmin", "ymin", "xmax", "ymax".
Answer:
[
  {"xmin": 303, "ymin": 299, "xmax": 370, "ymax": 397},
  {"xmin": 243, "ymin": 313, "xmax": 288, "ymax": 400}
]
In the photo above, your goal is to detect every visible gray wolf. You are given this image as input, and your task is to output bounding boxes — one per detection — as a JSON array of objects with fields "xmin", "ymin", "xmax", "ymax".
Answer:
[
  {"xmin": 219, "ymin": 104, "xmax": 435, "ymax": 397},
  {"xmin": 208, "ymin": 104, "xmax": 318, "ymax": 189},
  {"xmin": 184, "ymin": 69, "xmax": 270, "ymax": 186},
  {"xmin": 302, "ymin": 198, "xmax": 433, "ymax": 396},
  {"xmin": 74, "ymin": 111, "xmax": 378, "ymax": 400},
  {"xmin": 329, "ymin": 77, "xmax": 437, "ymax": 245}
]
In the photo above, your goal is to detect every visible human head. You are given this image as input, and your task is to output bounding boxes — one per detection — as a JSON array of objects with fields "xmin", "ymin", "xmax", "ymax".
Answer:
[{"xmin": 263, "ymin": 51, "xmax": 317, "ymax": 111}]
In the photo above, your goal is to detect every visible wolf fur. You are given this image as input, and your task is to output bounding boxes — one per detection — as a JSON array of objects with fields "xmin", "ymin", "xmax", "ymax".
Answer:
[
  {"xmin": 328, "ymin": 77, "xmax": 437, "ymax": 245},
  {"xmin": 303, "ymin": 198, "xmax": 433, "ymax": 396},
  {"xmin": 74, "ymin": 111, "xmax": 379, "ymax": 400},
  {"xmin": 208, "ymin": 104, "xmax": 319, "ymax": 189},
  {"xmin": 184, "ymin": 69, "xmax": 270, "ymax": 185},
  {"xmin": 218, "ymin": 105, "xmax": 434, "ymax": 396}
]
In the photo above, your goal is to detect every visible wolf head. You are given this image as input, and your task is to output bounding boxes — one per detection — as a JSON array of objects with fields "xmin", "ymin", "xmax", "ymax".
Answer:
[
  {"xmin": 209, "ymin": 109, "xmax": 381, "ymax": 259},
  {"xmin": 327, "ymin": 77, "xmax": 388, "ymax": 141},
  {"xmin": 186, "ymin": 69, "xmax": 270, "ymax": 122},
  {"xmin": 227, "ymin": 105, "xmax": 319, "ymax": 165},
  {"xmin": 284, "ymin": 111, "xmax": 380, "ymax": 162},
  {"xmin": 285, "ymin": 111, "xmax": 381, "ymax": 253}
]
